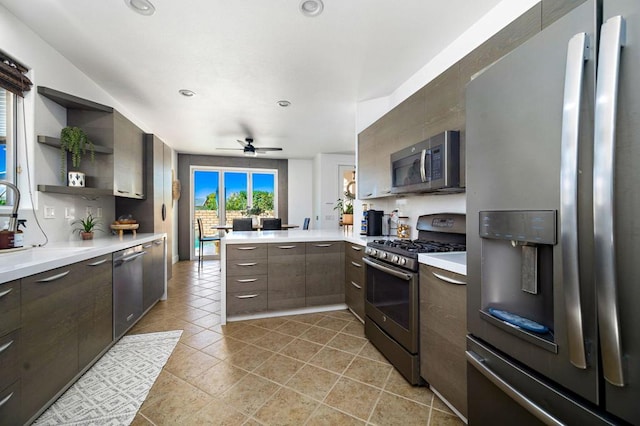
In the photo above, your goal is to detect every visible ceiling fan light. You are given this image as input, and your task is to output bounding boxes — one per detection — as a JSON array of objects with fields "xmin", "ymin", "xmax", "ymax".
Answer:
[
  {"xmin": 125, "ymin": 0, "xmax": 155, "ymax": 16},
  {"xmin": 300, "ymin": 0, "xmax": 324, "ymax": 17},
  {"xmin": 277, "ymin": 100, "xmax": 291, "ymax": 107},
  {"xmin": 244, "ymin": 150, "xmax": 258, "ymax": 157},
  {"xmin": 178, "ymin": 89, "xmax": 196, "ymax": 97}
]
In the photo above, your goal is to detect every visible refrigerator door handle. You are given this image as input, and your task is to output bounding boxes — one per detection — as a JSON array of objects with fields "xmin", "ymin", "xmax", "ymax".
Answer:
[
  {"xmin": 466, "ymin": 351, "xmax": 564, "ymax": 426},
  {"xmin": 594, "ymin": 15, "xmax": 626, "ymax": 387},
  {"xmin": 560, "ymin": 32, "xmax": 589, "ymax": 370}
]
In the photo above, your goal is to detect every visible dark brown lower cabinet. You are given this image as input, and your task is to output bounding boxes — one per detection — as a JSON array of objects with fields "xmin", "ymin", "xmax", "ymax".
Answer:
[
  {"xmin": 344, "ymin": 243, "xmax": 365, "ymax": 321},
  {"xmin": 142, "ymin": 238, "xmax": 165, "ymax": 312},
  {"xmin": 419, "ymin": 264, "xmax": 467, "ymax": 418},
  {"xmin": 0, "ymin": 380, "xmax": 21, "ymax": 426},
  {"xmin": 305, "ymin": 241, "xmax": 344, "ymax": 306},
  {"xmin": 267, "ymin": 243, "xmax": 306, "ymax": 310}
]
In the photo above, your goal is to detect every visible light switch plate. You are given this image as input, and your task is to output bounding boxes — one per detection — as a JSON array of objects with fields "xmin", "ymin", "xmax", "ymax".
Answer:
[
  {"xmin": 44, "ymin": 206, "xmax": 55, "ymax": 219},
  {"xmin": 96, "ymin": 207, "xmax": 103, "ymax": 218},
  {"xmin": 64, "ymin": 207, "xmax": 73, "ymax": 219}
]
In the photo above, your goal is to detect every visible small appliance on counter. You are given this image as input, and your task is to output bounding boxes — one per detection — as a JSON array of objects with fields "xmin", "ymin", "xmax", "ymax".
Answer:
[{"xmin": 365, "ymin": 210, "xmax": 383, "ymax": 236}]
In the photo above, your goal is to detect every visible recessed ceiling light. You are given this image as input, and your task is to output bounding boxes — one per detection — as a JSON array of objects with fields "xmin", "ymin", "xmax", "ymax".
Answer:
[
  {"xmin": 299, "ymin": 0, "xmax": 324, "ymax": 17},
  {"xmin": 277, "ymin": 100, "xmax": 291, "ymax": 107},
  {"xmin": 179, "ymin": 89, "xmax": 196, "ymax": 97},
  {"xmin": 124, "ymin": 0, "xmax": 155, "ymax": 16}
]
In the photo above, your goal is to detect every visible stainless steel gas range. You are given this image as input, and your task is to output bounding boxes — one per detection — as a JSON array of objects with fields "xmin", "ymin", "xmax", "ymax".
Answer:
[{"xmin": 363, "ymin": 213, "xmax": 466, "ymax": 385}]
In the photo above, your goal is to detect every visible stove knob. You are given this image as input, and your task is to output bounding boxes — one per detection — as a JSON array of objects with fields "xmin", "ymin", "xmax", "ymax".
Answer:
[
  {"xmin": 370, "ymin": 249, "xmax": 377, "ymax": 256},
  {"xmin": 400, "ymin": 258, "xmax": 407, "ymax": 266},
  {"xmin": 392, "ymin": 255, "xmax": 399, "ymax": 263},
  {"xmin": 380, "ymin": 252, "xmax": 387, "ymax": 259}
]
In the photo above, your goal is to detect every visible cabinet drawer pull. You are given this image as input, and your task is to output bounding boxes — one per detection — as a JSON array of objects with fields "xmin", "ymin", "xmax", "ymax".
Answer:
[
  {"xmin": 314, "ymin": 243, "xmax": 332, "ymax": 247},
  {"xmin": 0, "ymin": 392, "xmax": 13, "ymax": 408},
  {"xmin": 277, "ymin": 245, "xmax": 297, "ymax": 249},
  {"xmin": 351, "ymin": 261, "xmax": 362, "ymax": 268},
  {"xmin": 432, "ymin": 271, "xmax": 466, "ymax": 285},
  {"xmin": 126, "ymin": 313, "xmax": 135, "ymax": 322},
  {"xmin": 365, "ymin": 192, "xmax": 373, "ymax": 197},
  {"xmin": 87, "ymin": 258, "xmax": 109, "ymax": 266},
  {"xmin": 0, "ymin": 340, "xmax": 14, "ymax": 355},
  {"xmin": 236, "ymin": 262, "xmax": 258, "ymax": 267},
  {"xmin": 143, "ymin": 244, "xmax": 153, "ymax": 249},
  {"xmin": 153, "ymin": 240, "xmax": 163, "ymax": 246},
  {"xmin": 0, "ymin": 287, "xmax": 13, "ymax": 299},
  {"xmin": 236, "ymin": 278, "xmax": 258, "ymax": 283},
  {"xmin": 235, "ymin": 294, "xmax": 259, "ymax": 299},
  {"xmin": 117, "ymin": 189, "xmax": 130, "ymax": 194},
  {"xmin": 351, "ymin": 281, "xmax": 362, "ymax": 289},
  {"xmin": 37, "ymin": 270, "xmax": 71, "ymax": 282},
  {"xmin": 351, "ymin": 245, "xmax": 363, "ymax": 251},
  {"xmin": 237, "ymin": 246, "xmax": 258, "ymax": 250},
  {"xmin": 135, "ymin": 193, "xmax": 143, "ymax": 197}
]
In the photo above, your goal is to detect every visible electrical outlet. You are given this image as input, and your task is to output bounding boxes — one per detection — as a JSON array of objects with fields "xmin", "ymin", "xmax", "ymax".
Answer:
[
  {"xmin": 96, "ymin": 207, "xmax": 103, "ymax": 218},
  {"xmin": 86, "ymin": 207, "xmax": 93, "ymax": 217},
  {"xmin": 44, "ymin": 206, "xmax": 55, "ymax": 219},
  {"xmin": 64, "ymin": 207, "xmax": 73, "ymax": 219}
]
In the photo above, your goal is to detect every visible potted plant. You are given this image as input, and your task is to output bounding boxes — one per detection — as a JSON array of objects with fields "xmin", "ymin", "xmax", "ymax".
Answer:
[
  {"xmin": 72, "ymin": 213, "xmax": 102, "ymax": 240},
  {"xmin": 334, "ymin": 197, "xmax": 354, "ymax": 225},
  {"xmin": 244, "ymin": 205, "xmax": 263, "ymax": 226},
  {"xmin": 60, "ymin": 126, "xmax": 95, "ymax": 187}
]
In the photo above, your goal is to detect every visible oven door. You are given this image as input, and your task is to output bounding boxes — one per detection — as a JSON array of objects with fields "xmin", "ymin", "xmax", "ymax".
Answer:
[{"xmin": 363, "ymin": 256, "xmax": 419, "ymax": 353}]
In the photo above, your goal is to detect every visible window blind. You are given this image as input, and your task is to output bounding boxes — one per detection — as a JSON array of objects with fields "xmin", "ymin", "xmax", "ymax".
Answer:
[{"xmin": 0, "ymin": 51, "xmax": 32, "ymax": 97}]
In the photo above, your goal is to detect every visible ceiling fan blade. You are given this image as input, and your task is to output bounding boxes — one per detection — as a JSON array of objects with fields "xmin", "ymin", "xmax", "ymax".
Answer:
[
  {"xmin": 216, "ymin": 147, "xmax": 243, "ymax": 151},
  {"xmin": 236, "ymin": 139, "xmax": 249, "ymax": 147},
  {"xmin": 255, "ymin": 147, "xmax": 283, "ymax": 152}
]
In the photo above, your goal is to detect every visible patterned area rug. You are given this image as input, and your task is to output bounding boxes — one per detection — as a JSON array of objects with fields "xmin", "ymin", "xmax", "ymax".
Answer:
[{"xmin": 34, "ymin": 330, "xmax": 183, "ymax": 426}]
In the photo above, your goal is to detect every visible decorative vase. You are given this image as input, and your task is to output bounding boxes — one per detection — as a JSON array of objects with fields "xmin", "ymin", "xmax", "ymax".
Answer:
[
  {"xmin": 68, "ymin": 171, "xmax": 86, "ymax": 187},
  {"xmin": 80, "ymin": 231, "xmax": 94, "ymax": 240},
  {"xmin": 342, "ymin": 213, "xmax": 354, "ymax": 225},
  {"xmin": 252, "ymin": 216, "xmax": 259, "ymax": 227}
]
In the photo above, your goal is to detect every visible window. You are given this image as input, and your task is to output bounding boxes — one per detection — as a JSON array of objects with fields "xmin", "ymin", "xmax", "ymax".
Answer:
[{"xmin": 0, "ymin": 87, "xmax": 16, "ymax": 206}]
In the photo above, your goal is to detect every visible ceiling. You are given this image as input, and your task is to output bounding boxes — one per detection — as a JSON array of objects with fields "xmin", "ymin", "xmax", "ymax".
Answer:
[{"xmin": 1, "ymin": 0, "xmax": 502, "ymax": 159}]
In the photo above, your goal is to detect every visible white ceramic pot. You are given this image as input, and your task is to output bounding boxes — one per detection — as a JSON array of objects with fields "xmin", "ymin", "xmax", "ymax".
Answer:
[{"xmin": 68, "ymin": 171, "xmax": 86, "ymax": 187}]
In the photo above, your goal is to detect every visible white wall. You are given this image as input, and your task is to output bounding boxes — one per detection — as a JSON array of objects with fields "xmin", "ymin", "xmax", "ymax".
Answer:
[
  {"xmin": 287, "ymin": 159, "xmax": 313, "ymax": 229},
  {"xmin": 312, "ymin": 153, "xmax": 356, "ymax": 230},
  {"xmin": 0, "ymin": 5, "xmax": 176, "ymax": 250}
]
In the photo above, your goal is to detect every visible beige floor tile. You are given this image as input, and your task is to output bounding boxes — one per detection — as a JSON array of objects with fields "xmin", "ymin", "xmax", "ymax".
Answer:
[
  {"xmin": 219, "ymin": 373, "xmax": 280, "ymax": 415},
  {"xmin": 289, "ymin": 312, "xmax": 327, "ymax": 325},
  {"xmin": 324, "ymin": 310, "xmax": 357, "ymax": 320},
  {"xmin": 286, "ymin": 364, "xmax": 340, "ymax": 401},
  {"xmin": 251, "ymin": 330, "xmax": 295, "ymax": 352},
  {"xmin": 140, "ymin": 370, "xmax": 186, "ymax": 409},
  {"xmin": 316, "ymin": 316, "xmax": 351, "ymax": 332},
  {"xmin": 185, "ymin": 397, "xmax": 249, "ymax": 425},
  {"xmin": 253, "ymin": 353, "xmax": 305, "ymax": 384},
  {"xmin": 358, "ymin": 341, "xmax": 391, "ymax": 364},
  {"xmin": 429, "ymin": 407, "xmax": 465, "ymax": 425},
  {"xmin": 225, "ymin": 344, "xmax": 273, "ymax": 371},
  {"xmin": 130, "ymin": 413, "xmax": 154, "ymax": 425},
  {"xmin": 278, "ymin": 338, "xmax": 324, "ymax": 362},
  {"xmin": 200, "ymin": 336, "xmax": 248, "ymax": 360},
  {"xmin": 140, "ymin": 379, "xmax": 212, "ymax": 425},
  {"xmin": 242, "ymin": 418, "xmax": 263, "ymax": 426},
  {"xmin": 343, "ymin": 356, "xmax": 393, "ymax": 388},
  {"xmin": 189, "ymin": 361, "xmax": 247, "ymax": 396},
  {"xmin": 254, "ymin": 388, "xmax": 319, "ymax": 426},
  {"xmin": 327, "ymin": 332, "xmax": 368, "ymax": 354},
  {"xmin": 305, "ymin": 404, "xmax": 365, "ymax": 426},
  {"xmin": 164, "ymin": 349, "xmax": 221, "ymax": 382},
  {"xmin": 309, "ymin": 346, "xmax": 356, "ymax": 374},
  {"xmin": 182, "ymin": 329, "xmax": 224, "ymax": 350},
  {"xmin": 342, "ymin": 320, "xmax": 366, "ymax": 338},
  {"xmin": 299, "ymin": 325, "xmax": 339, "ymax": 345},
  {"xmin": 324, "ymin": 376, "xmax": 382, "ymax": 421},
  {"xmin": 432, "ymin": 395, "xmax": 456, "ymax": 415},
  {"xmin": 233, "ymin": 324, "xmax": 272, "ymax": 343},
  {"xmin": 191, "ymin": 313, "xmax": 222, "ymax": 328},
  {"xmin": 275, "ymin": 320, "xmax": 312, "ymax": 337},
  {"xmin": 247, "ymin": 316, "xmax": 290, "ymax": 329},
  {"xmin": 370, "ymin": 391, "xmax": 431, "ymax": 425},
  {"xmin": 384, "ymin": 368, "xmax": 434, "ymax": 405}
]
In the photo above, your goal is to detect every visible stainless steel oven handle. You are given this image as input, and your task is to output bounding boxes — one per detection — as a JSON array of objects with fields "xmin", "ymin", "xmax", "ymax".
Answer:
[
  {"xmin": 363, "ymin": 257, "xmax": 413, "ymax": 281},
  {"xmin": 432, "ymin": 271, "xmax": 466, "ymax": 285},
  {"xmin": 560, "ymin": 32, "xmax": 588, "ymax": 370},
  {"xmin": 594, "ymin": 15, "xmax": 625, "ymax": 387},
  {"xmin": 466, "ymin": 351, "xmax": 564, "ymax": 426}
]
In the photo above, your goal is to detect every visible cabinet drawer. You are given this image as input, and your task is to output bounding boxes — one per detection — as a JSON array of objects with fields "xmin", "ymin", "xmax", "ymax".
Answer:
[
  {"xmin": 346, "ymin": 259, "xmax": 365, "ymax": 279},
  {"xmin": 227, "ymin": 275, "xmax": 268, "ymax": 293},
  {"xmin": 305, "ymin": 241, "xmax": 343, "ymax": 255},
  {"xmin": 345, "ymin": 243, "xmax": 365, "ymax": 263},
  {"xmin": 226, "ymin": 244, "xmax": 267, "ymax": 260},
  {"xmin": 226, "ymin": 291, "xmax": 267, "ymax": 315},
  {"xmin": 0, "ymin": 380, "xmax": 20, "ymax": 425},
  {"xmin": 0, "ymin": 330, "xmax": 20, "ymax": 390},
  {"xmin": 0, "ymin": 281, "xmax": 20, "ymax": 336},
  {"xmin": 268, "ymin": 242, "xmax": 305, "ymax": 256},
  {"xmin": 226, "ymin": 260, "xmax": 268, "ymax": 276}
]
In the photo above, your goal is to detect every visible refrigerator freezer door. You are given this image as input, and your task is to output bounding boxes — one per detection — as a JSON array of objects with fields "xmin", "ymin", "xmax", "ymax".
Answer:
[
  {"xmin": 466, "ymin": 0, "xmax": 599, "ymax": 404},
  {"xmin": 601, "ymin": 1, "xmax": 640, "ymax": 423}
]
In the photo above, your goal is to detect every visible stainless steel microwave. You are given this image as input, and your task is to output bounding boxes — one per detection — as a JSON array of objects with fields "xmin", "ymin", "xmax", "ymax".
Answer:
[{"xmin": 390, "ymin": 130, "xmax": 461, "ymax": 194}]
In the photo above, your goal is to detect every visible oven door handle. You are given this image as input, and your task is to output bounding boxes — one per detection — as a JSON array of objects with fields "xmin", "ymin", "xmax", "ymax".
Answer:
[{"xmin": 363, "ymin": 257, "xmax": 414, "ymax": 281}]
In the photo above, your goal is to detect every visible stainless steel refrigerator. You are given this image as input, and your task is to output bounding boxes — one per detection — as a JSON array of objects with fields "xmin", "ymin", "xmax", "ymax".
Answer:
[{"xmin": 466, "ymin": 0, "xmax": 639, "ymax": 424}]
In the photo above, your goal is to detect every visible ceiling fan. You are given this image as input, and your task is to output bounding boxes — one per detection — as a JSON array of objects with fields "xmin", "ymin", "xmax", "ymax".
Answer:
[{"xmin": 217, "ymin": 138, "xmax": 283, "ymax": 157}]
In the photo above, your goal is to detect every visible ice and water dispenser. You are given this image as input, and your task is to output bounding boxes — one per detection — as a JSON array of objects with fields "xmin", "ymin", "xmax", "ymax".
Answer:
[{"xmin": 479, "ymin": 210, "xmax": 557, "ymax": 351}]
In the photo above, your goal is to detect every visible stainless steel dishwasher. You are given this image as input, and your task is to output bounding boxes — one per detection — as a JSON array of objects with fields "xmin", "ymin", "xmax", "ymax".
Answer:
[{"xmin": 113, "ymin": 245, "xmax": 145, "ymax": 339}]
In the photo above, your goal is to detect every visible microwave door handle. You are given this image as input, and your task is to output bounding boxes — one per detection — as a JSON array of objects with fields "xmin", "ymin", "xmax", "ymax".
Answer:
[
  {"xmin": 560, "ymin": 32, "xmax": 588, "ymax": 370},
  {"xmin": 594, "ymin": 15, "xmax": 625, "ymax": 387},
  {"xmin": 420, "ymin": 149, "xmax": 427, "ymax": 182}
]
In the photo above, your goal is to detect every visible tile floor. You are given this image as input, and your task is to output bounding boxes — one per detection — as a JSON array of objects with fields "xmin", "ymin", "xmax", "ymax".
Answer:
[{"xmin": 128, "ymin": 260, "xmax": 464, "ymax": 425}]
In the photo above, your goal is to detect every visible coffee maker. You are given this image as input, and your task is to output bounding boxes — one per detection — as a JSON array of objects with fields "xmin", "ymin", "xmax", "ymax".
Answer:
[{"xmin": 365, "ymin": 210, "xmax": 384, "ymax": 236}]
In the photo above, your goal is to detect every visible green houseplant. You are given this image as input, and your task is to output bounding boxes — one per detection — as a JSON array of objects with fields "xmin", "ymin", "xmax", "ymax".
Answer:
[
  {"xmin": 72, "ymin": 213, "xmax": 102, "ymax": 240},
  {"xmin": 60, "ymin": 126, "xmax": 95, "ymax": 181},
  {"xmin": 334, "ymin": 197, "xmax": 354, "ymax": 225}
]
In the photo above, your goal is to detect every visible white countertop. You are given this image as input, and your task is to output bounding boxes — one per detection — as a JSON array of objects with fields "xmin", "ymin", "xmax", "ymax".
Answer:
[
  {"xmin": 418, "ymin": 251, "xmax": 467, "ymax": 276},
  {"xmin": 222, "ymin": 229, "xmax": 374, "ymax": 245},
  {"xmin": 0, "ymin": 233, "xmax": 166, "ymax": 283}
]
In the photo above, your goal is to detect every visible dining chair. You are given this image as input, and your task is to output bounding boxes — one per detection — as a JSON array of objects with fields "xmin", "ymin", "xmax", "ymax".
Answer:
[
  {"xmin": 303, "ymin": 217, "xmax": 310, "ymax": 230},
  {"xmin": 232, "ymin": 218, "xmax": 254, "ymax": 231},
  {"xmin": 261, "ymin": 218, "xmax": 282, "ymax": 230},
  {"xmin": 196, "ymin": 218, "xmax": 220, "ymax": 269}
]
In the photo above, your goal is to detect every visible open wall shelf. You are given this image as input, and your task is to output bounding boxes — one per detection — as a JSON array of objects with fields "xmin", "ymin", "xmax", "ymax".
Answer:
[
  {"xmin": 37, "ymin": 135, "xmax": 114, "ymax": 154},
  {"xmin": 37, "ymin": 86, "xmax": 113, "ymax": 112},
  {"xmin": 37, "ymin": 185, "xmax": 113, "ymax": 197}
]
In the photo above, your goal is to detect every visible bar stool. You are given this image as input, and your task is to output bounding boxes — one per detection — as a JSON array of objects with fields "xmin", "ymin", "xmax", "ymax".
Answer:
[{"xmin": 197, "ymin": 218, "xmax": 220, "ymax": 269}]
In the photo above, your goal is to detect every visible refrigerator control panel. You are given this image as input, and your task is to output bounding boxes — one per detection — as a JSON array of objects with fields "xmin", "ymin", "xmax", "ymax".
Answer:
[{"xmin": 479, "ymin": 210, "xmax": 556, "ymax": 244}]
